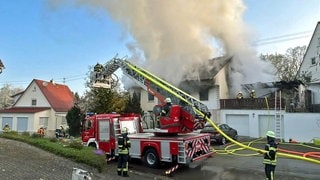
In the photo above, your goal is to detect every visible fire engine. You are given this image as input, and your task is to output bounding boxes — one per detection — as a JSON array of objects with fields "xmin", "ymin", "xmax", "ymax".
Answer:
[{"xmin": 81, "ymin": 56, "xmax": 214, "ymax": 171}]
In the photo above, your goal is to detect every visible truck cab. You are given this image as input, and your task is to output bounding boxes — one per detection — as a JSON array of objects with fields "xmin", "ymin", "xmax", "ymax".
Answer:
[{"xmin": 81, "ymin": 113, "xmax": 142, "ymax": 156}]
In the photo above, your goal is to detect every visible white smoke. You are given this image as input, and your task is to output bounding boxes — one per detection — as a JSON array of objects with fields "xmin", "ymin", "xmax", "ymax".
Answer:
[{"xmin": 49, "ymin": 0, "xmax": 275, "ymax": 96}]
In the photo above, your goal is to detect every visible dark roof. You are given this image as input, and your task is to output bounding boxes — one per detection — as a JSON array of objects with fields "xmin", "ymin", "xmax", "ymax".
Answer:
[
  {"xmin": 34, "ymin": 79, "xmax": 74, "ymax": 112},
  {"xmin": 0, "ymin": 107, "xmax": 50, "ymax": 113},
  {"xmin": 10, "ymin": 91, "xmax": 24, "ymax": 98},
  {"xmin": 185, "ymin": 56, "xmax": 232, "ymax": 80}
]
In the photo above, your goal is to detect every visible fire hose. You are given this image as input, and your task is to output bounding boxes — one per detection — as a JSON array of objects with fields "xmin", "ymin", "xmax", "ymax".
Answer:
[{"xmin": 125, "ymin": 61, "xmax": 320, "ymax": 165}]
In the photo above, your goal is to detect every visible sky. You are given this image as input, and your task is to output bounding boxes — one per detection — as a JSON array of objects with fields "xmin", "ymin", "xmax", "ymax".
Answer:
[{"xmin": 0, "ymin": 0, "xmax": 319, "ymax": 96}]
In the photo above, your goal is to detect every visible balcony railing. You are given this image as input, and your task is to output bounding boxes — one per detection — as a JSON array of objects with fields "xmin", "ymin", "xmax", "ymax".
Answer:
[{"xmin": 220, "ymin": 98, "xmax": 285, "ymax": 110}]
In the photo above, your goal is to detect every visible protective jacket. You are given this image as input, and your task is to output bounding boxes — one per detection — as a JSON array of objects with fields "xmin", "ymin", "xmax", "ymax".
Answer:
[
  {"xmin": 161, "ymin": 103, "xmax": 172, "ymax": 116},
  {"xmin": 118, "ymin": 134, "xmax": 131, "ymax": 154},
  {"xmin": 3, "ymin": 125, "xmax": 10, "ymax": 132},
  {"xmin": 263, "ymin": 139, "xmax": 278, "ymax": 165}
]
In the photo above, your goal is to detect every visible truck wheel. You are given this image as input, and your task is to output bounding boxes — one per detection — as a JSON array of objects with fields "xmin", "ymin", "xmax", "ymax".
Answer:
[
  {"xmin": 89, "ymin": 143, "xmax": 97, "ymax": 149},
  {"xmin": 144, "ymin": 149, "xmax": 159, "ymax": 168}
]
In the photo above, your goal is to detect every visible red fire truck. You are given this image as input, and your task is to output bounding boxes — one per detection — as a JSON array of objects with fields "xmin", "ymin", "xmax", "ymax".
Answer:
[
  {"xmin": 81, "ymin": 110, "xmax": 213, "ymax": 168},
  {"xmin": 81, "ymin": 57, "xmax": 214, "ymax": 169}
]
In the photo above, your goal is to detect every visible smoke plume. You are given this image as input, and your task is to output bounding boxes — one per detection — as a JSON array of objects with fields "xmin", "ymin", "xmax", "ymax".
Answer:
[{"xmin": 50, "ymin": 0, "xmax": 275, "ymax": 96}]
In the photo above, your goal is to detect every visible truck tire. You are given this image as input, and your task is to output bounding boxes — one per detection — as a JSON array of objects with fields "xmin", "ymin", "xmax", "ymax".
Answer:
[
  {"xmin": 88, "ymin": 143, "xmax": 97, "ymax": 149},
  {"xmin": 144, "ymin": 148, "xmax": 159, "ymax": 168}
]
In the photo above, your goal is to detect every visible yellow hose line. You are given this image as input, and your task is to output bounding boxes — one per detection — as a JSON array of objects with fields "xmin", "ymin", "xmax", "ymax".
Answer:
[
  {"xmin": 125, "ymin": 61, "xmax": 320, "ymax": 165},
  {"xmin": 203, "ymin": 115, "xmax": 320, "ymax": 164}
]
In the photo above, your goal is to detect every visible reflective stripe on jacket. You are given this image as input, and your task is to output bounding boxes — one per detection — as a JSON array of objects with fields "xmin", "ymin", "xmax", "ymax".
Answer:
[
  {"xmin": 263, "ymin": 142, "xmax": 277, "ymax": 165},
  {"xmin": 118, "ymin": 135, "xmax": 131, "ymax": 154}
]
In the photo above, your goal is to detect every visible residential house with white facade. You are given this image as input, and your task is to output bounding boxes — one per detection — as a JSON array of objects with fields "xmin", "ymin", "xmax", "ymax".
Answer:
[
  {"xmin": 0, "ymin": 79, "xmax": 74, "ymax": 137},
  {"xmin": 129, "ymin": 30, "xmax": 320, "ymax": 142},
  {"xmin": 298, "ymin": 21, "xmax": 320, "ymax": 112},
  {"xmin": 130, "ymin": 56, "xmax": 232, "ymax": 122}
]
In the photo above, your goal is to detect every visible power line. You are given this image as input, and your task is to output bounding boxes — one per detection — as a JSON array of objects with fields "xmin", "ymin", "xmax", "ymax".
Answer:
[
  {"xmin": 0, "ymin": 74, "xmax": 87, "ymax": 86},
  {"xmin": 253, "ymin": 30, "xmax": 313, "ymax": 46}
]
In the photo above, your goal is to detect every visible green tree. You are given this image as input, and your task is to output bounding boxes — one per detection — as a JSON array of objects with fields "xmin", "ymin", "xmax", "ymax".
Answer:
[
  {"xmin": 81, "ymin": 65, "xmax": 130, "ymax": 114},
  {"xmin": 66, "ymin": 105, "xmax": 83, "ymax": 137},
  {"xmin": 260, "ymin": 46, "xmax": 306, "ymax": 82},
  {"xmin": 124, "ymin": 92, "xmax": 143, "ymax": 114}
]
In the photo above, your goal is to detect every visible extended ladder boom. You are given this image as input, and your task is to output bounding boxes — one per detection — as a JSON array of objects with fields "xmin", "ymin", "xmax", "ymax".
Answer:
[{"xmin": 92, "ymin": 57, "xmax": 210, "ymax": 119}]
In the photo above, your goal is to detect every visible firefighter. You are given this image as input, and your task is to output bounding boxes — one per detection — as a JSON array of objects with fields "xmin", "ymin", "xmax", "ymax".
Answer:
[
  {"xmin": 236, "ymin": 91, "xmax": 244, "ymax": 99},
  {"xmin": 117, "ymin": 127, "xmax": 131, "ymax": 177},
  {"xmin": 249, "ymin": 90, "xmax": 256, "ymax": 98},
  {"xmin": 2, "ymin": 123, "xmax": 10, "ymax": 132},
  {"xmin": 161, "ymin": 98, "xmax": 172, "ymax": 116},
  {"xmin": 37, "ymin": 127, "xmax": 45, "ymax": 137},
  {"xmin": 260, "ymin": 130, "xmax": 278, "ymax": 180},
  {"xmin": 93, "ymin": 63, "xmax": 103, "ymax": 73},
  {"xmin": 60, "ymin": 125, "xmax": 66, "ymax": 137}
]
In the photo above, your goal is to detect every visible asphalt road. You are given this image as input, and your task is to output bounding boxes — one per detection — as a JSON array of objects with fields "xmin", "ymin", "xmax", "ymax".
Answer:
[{"xmin": 0, "ymin": 137, "xmax": 319, "ymax": 180}]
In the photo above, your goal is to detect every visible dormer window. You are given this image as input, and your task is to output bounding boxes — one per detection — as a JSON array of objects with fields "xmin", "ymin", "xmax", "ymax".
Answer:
[{"xmin": 31, "ymin": 99, "xmax": 37, "ymax": 106}]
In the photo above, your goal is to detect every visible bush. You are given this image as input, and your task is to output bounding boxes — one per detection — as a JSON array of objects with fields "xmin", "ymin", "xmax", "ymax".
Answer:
[
  {"xmin": 21, "ymin": 131, "xmax": 30, "ymax": 136},
  {"xmin": 69, "ymin": 141, "xmax": 83, "ymax": 150},
  {"xmin": 31, "ymin": 133, "xmax": 38, "ymax": 138}
]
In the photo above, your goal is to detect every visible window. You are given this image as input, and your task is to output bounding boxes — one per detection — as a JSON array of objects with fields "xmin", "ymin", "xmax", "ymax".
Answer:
[
  {"xmin": 39, "ymin": 117, "xmax": 49, "ymax": 128},
  {"xmin": 311, "ymin": 57, "xmax": 316, "ymax": 65},
  {"xmin": 31, "ymin": 99, "xmax": 37, "ymax": 106},
  {"xmin": 199, "ymin": 88, "xmax": 209, "ymax": 101},
  {"xmin": 148, "ymin": 93, "xmax": 154, "ymax": 101},
  {"xmin": 17, "ymin": 117, "xmax": 28, "ymax": 132}
]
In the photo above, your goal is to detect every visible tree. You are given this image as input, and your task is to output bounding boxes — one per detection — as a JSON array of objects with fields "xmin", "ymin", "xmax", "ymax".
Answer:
[
  {"xmin": 0, "ymin": 84, "xmax": 24, "ymax": 109},
  {"xmin": 66, "ymin": 105, "xmax": 83, "ymax": 137},
  {"xmin": 124, "ymin": 92, "xmax": 143, "ymax": 114},
  {"xmin": 260, "ymin": 46, "xmax": 306, "ymax": 82}
]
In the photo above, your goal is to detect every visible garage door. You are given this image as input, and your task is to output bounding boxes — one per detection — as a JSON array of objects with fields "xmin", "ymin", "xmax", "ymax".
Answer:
[
  {"xmin": 259, "ymin": 115, "xmax": 275, "ymax": 137},
  {"xmin": 226, "ymin": 114, "xmax": 249, "ymax": 136},
  {"xmin": 17, "ymin": 117, "xmax": 28, "ymax": 132}
]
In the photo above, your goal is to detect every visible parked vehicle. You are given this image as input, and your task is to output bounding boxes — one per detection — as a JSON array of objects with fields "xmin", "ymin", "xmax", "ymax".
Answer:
[
  {"xmin": 81, "ymin": 113, "xmax": 213, "ymax": 168},
  {"xmin": 83, "ymin": 58, "xmax": 215, "ymax": 173},
  {"xmin": 200, "ymin": 123, "xmax": 238, "ymax": 145}
]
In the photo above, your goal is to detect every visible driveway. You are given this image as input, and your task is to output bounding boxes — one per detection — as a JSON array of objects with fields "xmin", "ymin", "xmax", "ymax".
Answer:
[{"xmin": 0, "ymin": 137, "xmax": 319, "ymax": 180}]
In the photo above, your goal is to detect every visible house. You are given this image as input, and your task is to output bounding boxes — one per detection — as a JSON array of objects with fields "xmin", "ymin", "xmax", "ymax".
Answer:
[
  {"xmin": 129, "ymin": 56, "xmax": 232, "ymax": 122},
  {"xmin": 0, "ymin": 79, "xmax": 74, "ymax": 137},
  {"xmin": 298, "ymin": 21, "xmax": 320, "ymax": 112},
  {"xmin": 129, "ymin": 50, "xmax": 320, "ymax": 142}
]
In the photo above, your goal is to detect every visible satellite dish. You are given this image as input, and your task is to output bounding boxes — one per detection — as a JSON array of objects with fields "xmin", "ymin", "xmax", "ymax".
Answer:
[{"xmin": 42, "ymin": 81, "xmax": 48, "ymax": 86}]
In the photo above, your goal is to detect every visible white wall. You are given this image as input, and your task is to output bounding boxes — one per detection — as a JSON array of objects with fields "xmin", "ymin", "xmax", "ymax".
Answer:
[
  {"xmin": 220, "ymin": 109, "xmax": 320, "ymax": 143},
  {"xmin": 283, "ymin": 113, "xmax": 320, "ymax": 143},
  {"xmin": 15, "ymin": 81, "xmax": 50, "ymax": 107},
  {"xmin": 309, "ymin": 84, "xmax": 320, "ymax": 104}
]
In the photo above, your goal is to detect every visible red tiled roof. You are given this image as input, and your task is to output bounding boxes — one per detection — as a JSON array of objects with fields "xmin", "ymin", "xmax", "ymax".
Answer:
[
  {"xmin": 0, "ymin": 107, "xmax": 50, "ymax": 113},
  {"xmin": 34, "ymin": 79, "xmax": 74, "ymax": 112}
]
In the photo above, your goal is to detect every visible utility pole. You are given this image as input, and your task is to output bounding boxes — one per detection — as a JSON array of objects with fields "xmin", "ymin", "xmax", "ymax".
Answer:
[{"xmin": 0, "ymin": 59, "xmax": 5, "ymax": 74}]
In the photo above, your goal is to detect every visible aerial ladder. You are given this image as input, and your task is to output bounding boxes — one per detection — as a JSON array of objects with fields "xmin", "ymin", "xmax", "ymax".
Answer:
[
  {"xmin": 91, "ymin": 56, "xmax": 320, "ymax": 165},
  {"xmin": 91, "ymin": 56, "xmax": 211, "ymax": 133}
]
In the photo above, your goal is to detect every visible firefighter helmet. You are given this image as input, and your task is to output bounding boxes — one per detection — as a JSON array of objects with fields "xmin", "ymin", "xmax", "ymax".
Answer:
[
  {"xmin": 266, "ymin": 130, "xmax": 275, "ymax": 138},
  {"xmin": 165, "ymin": 98, "xmax": 172, "ymax": 103},
  {"xmin": 121, "ymin": 127, "xmax": 128, "ymax": 134}
]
